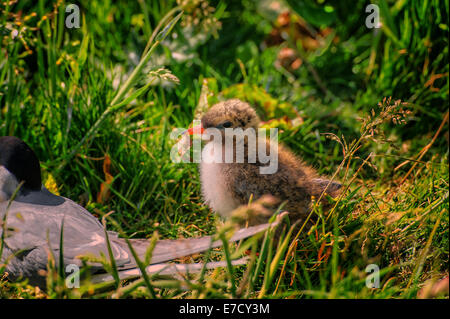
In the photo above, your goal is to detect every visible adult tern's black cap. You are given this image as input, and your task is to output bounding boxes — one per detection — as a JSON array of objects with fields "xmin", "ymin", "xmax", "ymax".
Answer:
[{"xmin": 0, "ymin": 136, "xmax": 42, "ymax": 190}]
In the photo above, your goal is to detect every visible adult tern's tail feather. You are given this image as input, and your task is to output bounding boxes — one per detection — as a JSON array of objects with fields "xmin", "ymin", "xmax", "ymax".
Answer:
[
  {"xmin": 97, "ymin": 214, "xmax": 285, "ymax": 283},
  {"xmin": 91, "ymin": 258, "xmax": 248, "ymax": 283},
  {"xmin": 112, "ymin": 221, "xmax": 277, "ymax": 268}
]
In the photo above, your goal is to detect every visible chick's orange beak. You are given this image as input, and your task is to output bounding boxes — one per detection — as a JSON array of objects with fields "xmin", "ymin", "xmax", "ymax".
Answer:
[{"xmin": 186, "ymin": 125, "xmax": 205, "ymax": 135}]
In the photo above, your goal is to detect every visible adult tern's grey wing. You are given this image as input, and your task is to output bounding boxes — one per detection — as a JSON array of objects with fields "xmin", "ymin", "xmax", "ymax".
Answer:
[
  {"xmin": 0, "ymin": 196, "xmax": 130, "ymax": 286},
  {"xmin": 1, "ymin": 193, "xmax": 284, "ymax": 288}
]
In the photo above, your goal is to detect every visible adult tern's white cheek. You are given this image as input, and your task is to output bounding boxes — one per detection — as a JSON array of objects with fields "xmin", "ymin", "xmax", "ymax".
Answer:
[{"xmin": 0, "ymin": 165, "xmax": 19, "ymax": 201}]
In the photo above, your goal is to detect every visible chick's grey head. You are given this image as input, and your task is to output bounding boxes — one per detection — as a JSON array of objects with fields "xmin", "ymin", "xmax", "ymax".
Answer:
[
  {"xmin": 201, "ymin": 99, "xmax": 260, "ymax": 131},
  {"xmin": 0, "ymin": 136, "xmax": 42, "ymax": 201}
]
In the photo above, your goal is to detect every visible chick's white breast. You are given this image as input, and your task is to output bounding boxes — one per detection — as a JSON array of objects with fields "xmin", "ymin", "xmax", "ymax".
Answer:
[{"xmin": 200, "ymin": 142, "xmax": 239, "ymax": 217}]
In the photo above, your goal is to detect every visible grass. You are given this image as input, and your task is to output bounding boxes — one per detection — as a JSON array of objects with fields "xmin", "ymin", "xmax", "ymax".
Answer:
[{"xmin": 0, "ymin": 0, "xmax": 448, "ymax": 299}]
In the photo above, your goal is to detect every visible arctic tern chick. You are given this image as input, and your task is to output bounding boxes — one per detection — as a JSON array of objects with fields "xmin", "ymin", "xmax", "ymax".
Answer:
[{"xmin": 187, "ymin": 99, "xmax": 341, "ymax": 226}]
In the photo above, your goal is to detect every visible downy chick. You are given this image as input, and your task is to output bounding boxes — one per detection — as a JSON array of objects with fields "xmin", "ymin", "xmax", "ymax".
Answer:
[{"xmin": 188, "ymin": 99, "xmax": 341, "ymax": 226}]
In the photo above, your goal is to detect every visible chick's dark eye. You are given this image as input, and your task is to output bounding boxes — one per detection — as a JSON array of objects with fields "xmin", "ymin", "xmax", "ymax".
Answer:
[{"xmin": 221, "ymin": 121, "xmax": 233, "ymax": 128}]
